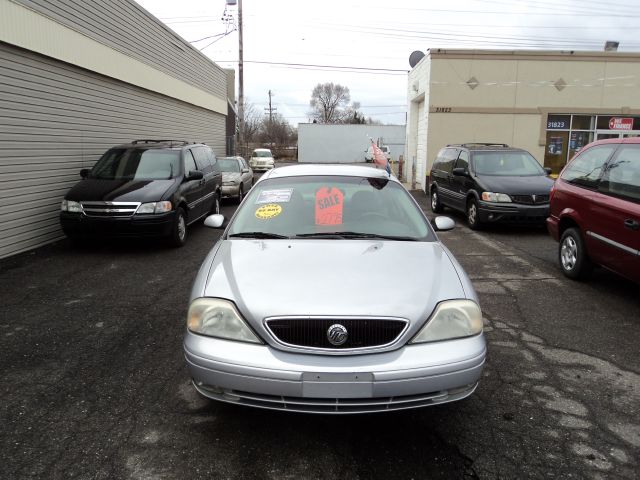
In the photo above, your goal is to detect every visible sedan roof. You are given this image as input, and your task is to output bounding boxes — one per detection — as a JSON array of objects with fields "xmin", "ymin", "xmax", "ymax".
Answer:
[{"xmin": 261, "ymin": 164, "xmax": 398, "ymax": 181}]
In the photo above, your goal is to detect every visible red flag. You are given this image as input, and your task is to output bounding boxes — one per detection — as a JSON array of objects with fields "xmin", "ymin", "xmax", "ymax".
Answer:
[{"xmin": 371, "ymin": 140, "xmax": 390, "ymax": 174}]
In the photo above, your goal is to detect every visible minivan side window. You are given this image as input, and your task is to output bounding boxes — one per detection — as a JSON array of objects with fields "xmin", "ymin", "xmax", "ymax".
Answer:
[
  {"xmin": 599, "ymin": 145, "xmax": 640, "ymax": 203},
  {"xmin": 184, "ymin": 150, "xmax": 197, "ymax": 175},
  {"xmin": 435, "ymin": 148, "xmax": 458, "ymax": 174},
  {"xmin": 192, "ymin": 147, "xmax": 212, "ymax": 173},
  {"xmin": 560, "ymin": 145, "xmax": 616, "ymax": 189},
  {"xmin": 456, "ymin": 151, "xmax": 470, "ymax": 171}
]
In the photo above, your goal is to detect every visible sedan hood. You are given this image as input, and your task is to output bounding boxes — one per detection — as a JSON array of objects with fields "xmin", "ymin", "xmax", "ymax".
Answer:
[
  {"xmin": 65, "ymin": 178, "xmax": 177, "ymax": 202},
  {"xmin": 202, "ymin": 240, "xmax": 467, "ymax": 323},
  {"xmin": 475, "ymin": 174, "xmax": 554, "ymax": 195},
  {"xmin": 222, "ymin": 172, "xmax": 241, "ymax": 182}
]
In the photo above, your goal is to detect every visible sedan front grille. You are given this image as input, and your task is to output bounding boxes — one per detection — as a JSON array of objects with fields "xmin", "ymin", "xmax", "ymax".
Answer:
[
  {"xmin": 81, "ymin": 201, "xmax": 141, "ymax": 217},
  {"xmin": 511, "ymin": 194, "xmax": 549, "ymax": 205},
  {"xmin": 265, "ymin": 317, "xmax": 408, "ymax": 350}
]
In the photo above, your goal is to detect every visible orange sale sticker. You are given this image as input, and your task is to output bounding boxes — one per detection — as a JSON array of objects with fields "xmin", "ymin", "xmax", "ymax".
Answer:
[{"xmin": 315, "ymin": 187, "xmax": 344, "ymax": 225}]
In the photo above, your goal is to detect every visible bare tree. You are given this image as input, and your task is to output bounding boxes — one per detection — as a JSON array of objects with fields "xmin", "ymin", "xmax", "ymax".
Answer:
[
  {"xmin": 259, "ymin": 113, "xmax": 294, "ymax": 148},
  {"xmin": 309, "ymin": 83, "xmax": 351, "ymax": 123},
  {"xmin": 238, "ymin": 100, "xmax": 262, "ymax": 156}
]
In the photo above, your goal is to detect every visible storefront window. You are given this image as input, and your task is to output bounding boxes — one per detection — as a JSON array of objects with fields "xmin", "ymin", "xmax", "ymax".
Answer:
[
  {"xmin": 572, "ymin": 116, "xmax": 593, "ymax": 130},
  {"xmin": 545, "ymin": 114, "xmax": 640, "ymax": 174},
  {"xmin": 569, "ymin": 131, "xmax": 593, "ymax": 161}
]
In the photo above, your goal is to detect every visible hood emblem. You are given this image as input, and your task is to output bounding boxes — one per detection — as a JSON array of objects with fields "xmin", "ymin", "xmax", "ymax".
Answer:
[{"xmin": 327, "ymin": 324, "xmax": 348, "ymax": 346}]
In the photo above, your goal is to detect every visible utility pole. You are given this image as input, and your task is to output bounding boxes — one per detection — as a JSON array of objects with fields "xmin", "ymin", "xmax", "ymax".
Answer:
[
  {"xmin": 237, "ymin": 0, "xmax": 244, "ymax": 156},
  {"xmin": 264, "ymin": 90, "xmax": 277, "ymax": 150},
  {"xmin": 265, "ymin": 90, "xmax": 277, "ymax": 123}
]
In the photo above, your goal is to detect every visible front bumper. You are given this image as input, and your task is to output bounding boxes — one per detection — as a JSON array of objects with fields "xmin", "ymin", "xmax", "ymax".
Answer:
[
  {"xmin": 546, "ymin": 215, "xmax": 560, "ymax": 241},
  {"xmin": 478, "ymin": 201, "xmax": 549, "ymax": 224},
  {"xmin": 250, "ymin": 163, "xmax": 274, "ymax": 172},
  {"xmin": 184, "ymin": 331, "xmax": 486, "ymax": 414},
  {"xmin": 60, "ymin": 211, "xmax": 175, "ymax": 238},
  {"xmin": 222, "ymin": 185, "xmax": 240, "ymax": 198}
]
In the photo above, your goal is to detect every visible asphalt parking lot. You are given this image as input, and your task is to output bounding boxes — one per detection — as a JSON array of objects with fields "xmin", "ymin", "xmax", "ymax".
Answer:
[{"xmin": 1, "ymin": 171, "xmax": 638, "ymax": 480}]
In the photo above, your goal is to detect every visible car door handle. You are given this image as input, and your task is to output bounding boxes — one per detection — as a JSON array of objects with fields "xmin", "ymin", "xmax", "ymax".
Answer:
[{"xmin": 624, "ymin": 219, "xmax": 640, "ymax": 230}]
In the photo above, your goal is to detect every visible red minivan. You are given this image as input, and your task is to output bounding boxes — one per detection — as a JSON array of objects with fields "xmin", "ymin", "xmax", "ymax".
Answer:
[{"xmin": 547, "ymin": 138, "xmax": 640, "ymax": 283}]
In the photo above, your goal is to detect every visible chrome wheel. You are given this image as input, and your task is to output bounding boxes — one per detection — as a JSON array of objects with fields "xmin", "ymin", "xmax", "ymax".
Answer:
[
  {"xmin": 558, "ymin": 227, "xmax": 592, "ymax": 280},
  {"xmin": 468, "ymin": 202, "xmax": 477, "ymax": 225},
  {"xmin": 177, "ymin": 214, "xmax": 186, "ymax": 242},
  {"xmin": 169, "ymin": 207, "xmax": 188, "ymax": 247},
  {"xmin": 431, "ymin": 191, "xmax": 438, "ymax": 210},
  {"xmin": 560, "ymin": 235, "xmax": 577, "ymax": 271}
]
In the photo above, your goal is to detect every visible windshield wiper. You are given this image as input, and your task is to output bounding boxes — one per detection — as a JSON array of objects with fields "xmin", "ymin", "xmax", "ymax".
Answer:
[
  {"xmin": 294, "ymin": 232, "xmax": 418, "ymax": 241},
  {"xmin": 228, "ymin": 232, "xmax": 290, "ymax": 239}
]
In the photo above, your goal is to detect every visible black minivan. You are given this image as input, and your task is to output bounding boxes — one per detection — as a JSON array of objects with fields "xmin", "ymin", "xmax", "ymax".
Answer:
[
  {"xmin": 60, "ymin": 140, "xmax": 222, "ymax": 246},
  {"xmin": 428, "ymin": 143, "xmax": 555, "ymax": 229}
]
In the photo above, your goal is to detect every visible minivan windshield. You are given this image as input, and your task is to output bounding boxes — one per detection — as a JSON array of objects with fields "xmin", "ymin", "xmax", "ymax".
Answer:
[
  {"xmin": 473, "ymin": 151, "xmax": 545, "ymax": 176},
  {"xmin": 91, "ymin": 149, "xmax": 181, "ymax": 180},
  {"xmin": 228, "ymin": 175, "xmax": 433, "ymax": 241}
]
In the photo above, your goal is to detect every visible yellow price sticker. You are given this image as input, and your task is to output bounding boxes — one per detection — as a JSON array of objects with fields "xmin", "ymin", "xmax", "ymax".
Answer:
[{"xmin": 255, "ymin": 204, "xmax": 282, "ymax": 219}]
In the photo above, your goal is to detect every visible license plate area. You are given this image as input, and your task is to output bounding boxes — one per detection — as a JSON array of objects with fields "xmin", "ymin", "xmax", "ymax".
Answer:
[{"xmin": 302, "ymin": 372, "xmax": 373, "ymax": 398}]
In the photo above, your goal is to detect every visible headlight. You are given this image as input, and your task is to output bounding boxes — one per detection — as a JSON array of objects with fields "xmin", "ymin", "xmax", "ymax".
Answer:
[
  {"xmin": 187, "ymin": 298, "xmax": 261, "ymax": 343},
  {"xmin": 136, "ymin": 201, "xmax": 172, "ymax": 214},
  {"xmin": 481, "ymin": 192, "xmax": 512, "ymax": 202},
  {"xmin": 223, "ymin": 181, "xmax": 238, "ymax": 186},
  {"xmin": 410, "ymin": 300, "xmax": 483, "ymax": 343},
  {"xmin": 61, "ymin": 200, "xmax": 82, "ymax": 213}
]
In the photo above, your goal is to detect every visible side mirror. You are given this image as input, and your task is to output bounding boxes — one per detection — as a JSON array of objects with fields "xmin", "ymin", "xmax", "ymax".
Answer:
[
  {"xmin": 452, "ymin": 167, "xmax": 468, "ymax": 177},
  {"xmin": 431, "ymin": 216, "xmax": 455, "ymax": 232},
  {"xmin": 544, "ymin": 167, "xmax": 553, "ymax": 175},
  {"xmin": 241, "ymin": 168, "xmax": 249, "ymax": 173},
  {"xmin": 204, "ymin": 214, "xmax": 225, "ymax": 228},
  {"xmin": 185, "ymin": 170, "xmax": 204, "ymax": 181},
  {"xmin": 80, "ymin": 168, "xmax": 90, "ymax": 179}
]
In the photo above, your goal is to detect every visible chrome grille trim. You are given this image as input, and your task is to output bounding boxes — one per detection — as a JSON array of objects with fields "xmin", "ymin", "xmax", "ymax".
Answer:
[
  {"xmin": 196, "ymin": 383, "xmax": 478, "ymax": 414},
  {"xmin": 80, "ymin": 201, "xmax": 141, "ymax": 217},
  {"xmin": 264, "ymin": 316, "xmax": 409, "ymax": 354},
  {"xmin": 511, "ymin": 194, "xmax": 550, "ymax": 205}
]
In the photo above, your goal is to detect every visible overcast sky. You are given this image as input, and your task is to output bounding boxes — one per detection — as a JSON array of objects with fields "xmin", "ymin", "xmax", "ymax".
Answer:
[{"xmin": 134, "ymin": 0, "xmax": 639, "ymax": 127}]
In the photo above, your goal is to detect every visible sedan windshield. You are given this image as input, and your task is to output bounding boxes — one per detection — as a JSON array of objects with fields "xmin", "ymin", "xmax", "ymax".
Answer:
[
  {"xmin": 219, "ymin": 158, "xmax": 241, "ymax": 173},
  {"xmin": 473, "ymin": 151, "xmax": 545, "ymax": 176},
  {"xmin": 227, "ymin": 175, "xmax": 433, "ymax": 241},
  {"xmin": 91, "ymin": 149, "xmax": 180, "ymax": 180}
]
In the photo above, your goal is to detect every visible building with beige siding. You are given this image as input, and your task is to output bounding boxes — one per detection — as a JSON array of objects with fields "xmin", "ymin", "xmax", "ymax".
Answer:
[
  {"xmin": 0, "ymin": 0, "xmax": 230, "ymax": 258},
  {"xmin": 406, "ymin": 48, "xmax": 640, "ymax": 190}
]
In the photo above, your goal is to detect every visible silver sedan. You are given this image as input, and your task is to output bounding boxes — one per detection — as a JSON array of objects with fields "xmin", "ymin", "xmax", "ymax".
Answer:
[
  {"xmin": 219, "ymin": 156, "xmax": 253, "ymax": 202},
  {"xmin": 184, "ymin": 164, "xmax": 486, "ymax": 414}
]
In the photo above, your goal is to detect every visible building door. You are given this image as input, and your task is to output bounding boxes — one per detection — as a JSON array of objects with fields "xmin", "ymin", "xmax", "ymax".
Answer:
[{"xmin": 416, "ymin": 101, "xmax": 426, "ymax": 187}]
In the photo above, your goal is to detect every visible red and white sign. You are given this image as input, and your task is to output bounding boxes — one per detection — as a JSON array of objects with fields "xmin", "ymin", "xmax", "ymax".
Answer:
[
  {"xmin": 315, "ymin": 187, "xmax": 344, "ymax": 225},
  {"xmin": 609, "ymin": 117, "xmax": 633, "ymax": 131}
]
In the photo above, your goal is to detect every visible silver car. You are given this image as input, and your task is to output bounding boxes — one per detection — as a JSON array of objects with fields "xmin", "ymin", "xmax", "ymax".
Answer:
[
  {"xmin": 185, "ymin": 164, "xmax": 486, "ymax": 414},
  {"xmin": 219, "ymin": 156, "xmax": 253, "ymax": 202}
]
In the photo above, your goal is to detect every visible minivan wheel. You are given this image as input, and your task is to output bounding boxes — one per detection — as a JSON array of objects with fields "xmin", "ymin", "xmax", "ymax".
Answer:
[
  {"xmin": 559, "ymin": 227, "xmax": 593, "ymax": 280},
  {"xmin": 169, "ymin": 207, "xmax": 187, "ymax": 247},
  {"xmin": 467, "ymin": 198, "xmax": 482, "ymax": 230},
  {"xmin": 430, "ymin": 188, "xmax": 443, "ymax": 213}
]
